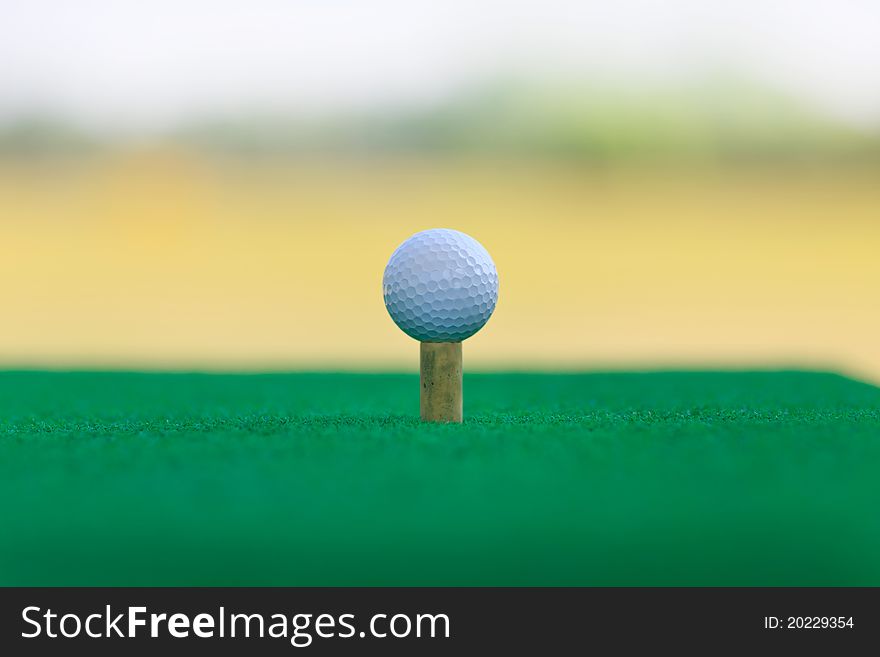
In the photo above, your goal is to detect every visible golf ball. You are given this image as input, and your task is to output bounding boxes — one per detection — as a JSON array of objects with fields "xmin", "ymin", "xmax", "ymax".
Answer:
[{"xmin": 383, "ymin": 228, "xmax": 498, "ymax": 342}]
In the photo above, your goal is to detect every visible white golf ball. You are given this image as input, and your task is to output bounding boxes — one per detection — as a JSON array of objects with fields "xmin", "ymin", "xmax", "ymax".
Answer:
[{"xmin": 383, "ymin": 229, "xmax": 499, "ymax": 342}]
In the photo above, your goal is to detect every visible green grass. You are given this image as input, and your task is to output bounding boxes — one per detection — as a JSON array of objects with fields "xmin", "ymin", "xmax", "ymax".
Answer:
[{"xmin": 1, "ymin": 370, "xmax": 878, "ymax": 586}]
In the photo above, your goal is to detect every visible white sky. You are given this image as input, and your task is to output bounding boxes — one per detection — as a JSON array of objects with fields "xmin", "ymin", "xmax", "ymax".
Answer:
[{"xmin": 2, "ymin": 0, "xmax": 880, "ymax": 132}]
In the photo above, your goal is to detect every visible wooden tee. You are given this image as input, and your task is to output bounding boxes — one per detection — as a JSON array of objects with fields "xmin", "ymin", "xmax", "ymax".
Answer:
[{"xmin": 420, "ymin": 342, "xmax": 463, "ymax": 423}]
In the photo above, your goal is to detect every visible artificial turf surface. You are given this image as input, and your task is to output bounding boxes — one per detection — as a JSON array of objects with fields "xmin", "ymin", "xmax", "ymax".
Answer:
[{"xmin": 1, "ymin": 370, "xmax": 878, "ymax": 586}]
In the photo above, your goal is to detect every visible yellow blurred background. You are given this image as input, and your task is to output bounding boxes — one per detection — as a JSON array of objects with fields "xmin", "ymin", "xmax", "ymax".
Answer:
[
  {"xmin": 2, "ymin": 153, "xmax": 878, "ymax": 380},
  {"xmin": 1, "ymin": 1, "xmax": 879, "ymax": 380}
]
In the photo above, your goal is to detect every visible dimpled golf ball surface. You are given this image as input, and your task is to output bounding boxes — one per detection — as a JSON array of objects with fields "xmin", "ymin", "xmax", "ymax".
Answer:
[{"xmin": 383, "ymin": 229, "xmax": 498, "ymax": 342}]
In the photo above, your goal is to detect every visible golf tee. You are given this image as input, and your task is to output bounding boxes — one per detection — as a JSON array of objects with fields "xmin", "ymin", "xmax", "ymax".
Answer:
[{"xmin": 420, "ymin": 342, "xmax": 463, "ymax": 423}]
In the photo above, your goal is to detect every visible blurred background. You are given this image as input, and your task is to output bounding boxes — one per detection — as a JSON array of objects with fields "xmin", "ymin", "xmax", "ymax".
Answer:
[{"xmin": 1, "ymin": 0, "xmax": 878, "ymax": 380}]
